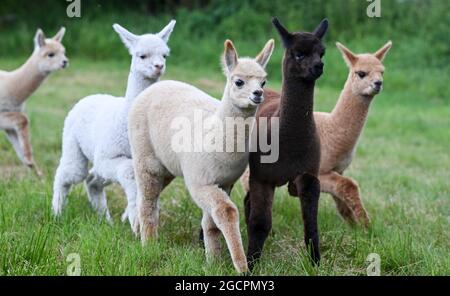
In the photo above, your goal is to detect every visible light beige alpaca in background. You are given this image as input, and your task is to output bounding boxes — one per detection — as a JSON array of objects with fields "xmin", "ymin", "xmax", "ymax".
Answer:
[
  {"xmin": 242, "ymin": 41, "xmax": 392, "ymax": 226},
  {"xmin": 0, "ymin": 28, "xmax": 68, "ymax": 176},
  {"xmin": 129, "ymin": 39, "xmax": 274, "ymax": 273}
]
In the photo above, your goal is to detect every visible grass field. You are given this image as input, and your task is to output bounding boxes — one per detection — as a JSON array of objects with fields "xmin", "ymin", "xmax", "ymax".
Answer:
[{"xmin": 0, "ymin": 50, "xmax": 449, "ymax": 275}]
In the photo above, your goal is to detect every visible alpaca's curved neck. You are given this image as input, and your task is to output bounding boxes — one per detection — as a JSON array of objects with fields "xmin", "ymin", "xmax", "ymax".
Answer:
[
  {"xmin": 125, "ymin": 70, "xmax": 157, "ymax": 103},
  {"xmin": 279, "ymin": 76, "xmax": 316, "ymax": 133},
  {"xmin": 9, "ymin": 51, "xmax": 48, "ymax": 105},
  {"xmin": 330, "ymin": 77, "xmax": 373, "ymax": 141}
]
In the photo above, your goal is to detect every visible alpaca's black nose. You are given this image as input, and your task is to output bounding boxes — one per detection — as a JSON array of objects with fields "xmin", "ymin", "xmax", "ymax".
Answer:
[
  {"xmin": 374, "ymin": 80, "xmax": 383, "ymax": 88},
  {"xmin": 315, "ymin": 62, "xmax": 324, "ymax": 71},
  {"xmin": 253, "ymin": 90, "xmax": 263, "ymax": 97}
]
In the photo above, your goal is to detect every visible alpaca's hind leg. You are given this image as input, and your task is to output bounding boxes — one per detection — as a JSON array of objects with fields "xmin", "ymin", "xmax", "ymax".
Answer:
[
  {"xmin": 319, "ymin": 172, "xmax": 370, "ymax": 227},
  {"xmin": 85, "ymin": 178, "xmax": 112, "ymax": 223},
  {"xmin": 52, "ymin": 141, "xmax": 89, "ymax": 216},
  {"xmin": 246, "ymin": 176, "xmax": 275, "ymax": 271},
  {"xmin": 292, "ymin": 173, "xmax": 321, "ymax": 265},
  {"xmin": 187, "ymin": 183, "xmax": 247, "ymax": 273}
]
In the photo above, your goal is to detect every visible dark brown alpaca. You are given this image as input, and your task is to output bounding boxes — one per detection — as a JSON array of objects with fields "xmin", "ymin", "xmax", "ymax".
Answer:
[{"xmin": 245, "ymin": 18, "xmax": 328, "ymax": 270}]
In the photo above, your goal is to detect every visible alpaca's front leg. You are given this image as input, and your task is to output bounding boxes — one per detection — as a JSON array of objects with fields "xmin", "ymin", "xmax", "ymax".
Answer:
[
  {"xmin": 292, "ymin": 173, "xmax": 321, "ymax": 265},
  {"xmin": 201, "ymin": 212, "xmax": 221, "ymax": 260},
  {"xmin": 188, "ymin": 183, "xmax": 248, "ymax": 273},
  {"xmin": 0, "ymin": 112, "xmax": 41, "ymax": 176},
  {"xmin": 319, "ymin": 172, "xmax": 370, "ymax": 227}
]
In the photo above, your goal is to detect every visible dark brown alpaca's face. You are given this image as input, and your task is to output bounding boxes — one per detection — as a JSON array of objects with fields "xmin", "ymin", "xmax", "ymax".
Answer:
[
  {"xmin": 272, "ymin": 18, "xmax": 328, "ymax": 82},
  {"xmin": 285, "ymin": 33, "xmax": 326, "ymax": 81}
]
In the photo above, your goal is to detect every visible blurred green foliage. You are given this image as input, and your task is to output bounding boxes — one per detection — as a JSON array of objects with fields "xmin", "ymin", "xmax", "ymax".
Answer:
[{"xmin": 0, "ymin": 0, "xmax": 448, "ymax": 83}]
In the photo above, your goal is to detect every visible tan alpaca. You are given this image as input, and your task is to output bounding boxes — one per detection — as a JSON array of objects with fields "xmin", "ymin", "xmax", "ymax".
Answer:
[
  {"xmin": 241, "ymin": 41, "xmax": 392, "ymax": 226},
  {"xmin": 0, "ymin": 28, "xmax": 68, "ymax": 176}
]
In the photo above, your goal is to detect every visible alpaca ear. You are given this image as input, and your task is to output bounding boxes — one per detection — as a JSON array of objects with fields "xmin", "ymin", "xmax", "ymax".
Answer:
[
  {"xmin": 272, "ymin": 17, "xmax": 293, "ymax": 48},
  {"xmin": 113, "ymin": 23, "xmax": 139, "ymax": 53},
  {"xmin": 158, "ymin": 20, "xmax": 176, "ymax": 43},
  {"xmin": 53, "ymin": 27, "xmax": 66, "ymax": 43},
  {"xmin": 336, "ymin": 42, "xmax": 358, "ymax": 67},
  {"xmin": 374, "ymin": 41, "xmax": 392, "ymax": 61},
  {"xmin": 313, "ymin": 19, "xmax": 329, "ymax": 40},
  {"xmin": 34, "ymin": 28, "xmax": 46, "ymax": 48},
  {"xmin": 223, "ymin": 39, "xmax": 239, "ymax": 73},
  {"xmin": 255, "ymin": 39, "xmax": 275, "ymax": 68}
]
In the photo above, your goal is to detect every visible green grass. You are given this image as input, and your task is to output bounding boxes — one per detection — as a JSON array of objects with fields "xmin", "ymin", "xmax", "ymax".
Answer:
[{"xmin": 0, "ymin": 51, "xmax": 449, "ymax": 275}]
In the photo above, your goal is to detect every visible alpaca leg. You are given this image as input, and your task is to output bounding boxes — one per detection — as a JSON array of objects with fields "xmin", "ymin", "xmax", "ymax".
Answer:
[
  {"xmin": 0, "ymin": 112, "xmax": 41, "ymax": 176},
  {"xmin": 52, "ymin": 139, "xmax": 89, "ymax": 216},
  {"xmin": 291, "ymin": 173, "xmax": 321, "ymax": 265},
  {"xmin": 246, "ymin": 176, "xmax": 275, "ymax": 271},
  {"xmin": 5, "ymin": 130, "xmax": 24, "ymax": 162},
  {"xmin": 85, "ymin": 178, "xmax": 112, "ymax": 223},
  {"xmin": 201, "ymin": 211, "xmax": 221, "ymax": 260},
  {"xmin": 319, "ymin": 172, "xmax": 370, "ymax": 227},
  {"xmin": 187, "ymin": 183, "xmax": 248, "ymax": 273}
]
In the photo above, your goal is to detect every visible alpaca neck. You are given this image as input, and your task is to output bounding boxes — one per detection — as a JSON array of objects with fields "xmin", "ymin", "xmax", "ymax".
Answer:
[
  {"xmin": 329, "ymin": 77, "xmax": 373, "ymax": 145},
  {"xmin": 9, "ymin": 51, "xmax": 48, "ymax": 106},
  {"xmin": 215, "ymin": 82, "xmax": 255, "ymax": 150},
  {"xmin": 279, "ymin": 76, "xmax": 316, "ymax": 136},
  {"xmin": 124, "ymin": 65, "xmax": 158, "ymax": 107}
]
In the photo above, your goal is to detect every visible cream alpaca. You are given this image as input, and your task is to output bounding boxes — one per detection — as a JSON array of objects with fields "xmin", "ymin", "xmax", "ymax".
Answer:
[
  {"xmin": 128, "ymin": 39, "xmax": 274, "ymax": 273},
  {"xmin": 52, "ymin": 21, "xmax": 175, "ymax": 226},
  {"xmin": 241, "ymin": 41, "xmax": 392, "ymax": 226},
  {"xmin": 0, "ymin": 28, "xmax": 68, "ymax": 176}
]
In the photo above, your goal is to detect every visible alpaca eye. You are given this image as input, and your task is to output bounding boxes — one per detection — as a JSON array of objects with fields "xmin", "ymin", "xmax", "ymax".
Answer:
[
  {"xmin": 163, "ymin": 54, "xmax": 168, "ymax": 59},
  {"xmin": 235, "ymin": 79, "xmax": 245, "ymax": 87},
  {"xmin": 357, "ymin": 71, "xmax": 367, "ymax": 79},
  {"xmin": 295, "ymin": 53, "xmax": 305, "ymax": 61},
  {"xmin": 139, "ymin": 54, "xmax": 147, "ymax": 59},
  {"xmin": 48, "ymin": 53, "xmax": 55, "ymax": 58},
  {"xmin": 261, "ymin": 81, "xmax": 266, "ymax": 88}
]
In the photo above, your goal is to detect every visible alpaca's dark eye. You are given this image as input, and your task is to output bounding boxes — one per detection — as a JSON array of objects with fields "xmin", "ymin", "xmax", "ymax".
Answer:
[
  {"xmin": 357, "ymin": 71, "xmax": 367, "ymax": 79},
  {"xmin": 261, "ymin": 81, "xmax": 266, "ymax": 88},
  {"xmin": 139, "ymin": 54, "xmax": 147, "ymax": 59},
  {"xmin": 48, "ymin": 52, "xmax": 55, "ymax": 58},
  {"xmin": 235, "ymin": 79, "xmax": 245, "ymax": 87},
  {"xmin": 295, "ymin": 53, "xmax": 305, "ymax": 61},
  {"xmin": 163, "ymin": 54, "xmax": 168, "ymax": 59}
]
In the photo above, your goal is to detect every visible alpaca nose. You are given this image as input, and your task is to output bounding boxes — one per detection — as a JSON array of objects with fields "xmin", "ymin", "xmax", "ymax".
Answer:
[
  {"xmin": 315, "ymin": 62, "xmax": 324, "ymax": 71},
  {"xmin": 253, "ymin": 90, "xmax": 263, "ymax": 97},
  {"xmin": 374, "ymin": 80, "xmax": 383, "ymax": 88},
  {"xmin": 62, "ymin": 60, "xmax": 68, "ymax": 68},
  {"xmin": 154, "ymin": 64, "xmax": 164, "ymax": 70}
]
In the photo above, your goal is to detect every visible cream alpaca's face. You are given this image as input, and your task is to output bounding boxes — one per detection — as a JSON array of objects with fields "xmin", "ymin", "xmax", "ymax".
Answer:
[
  {"xmin": 337, "ymin": 41, "xmax": 392, "ymax": 97},
  {"xmin": 113, "ymin": 20, "xmax": 175, "ymax": 80},
  {"xmin": 223, "ymin": 40, "xmax": 274, "ymax": 109},
  {"xmin": 34, "ymin": 28, "xmax": 69, "ymax": 74}
]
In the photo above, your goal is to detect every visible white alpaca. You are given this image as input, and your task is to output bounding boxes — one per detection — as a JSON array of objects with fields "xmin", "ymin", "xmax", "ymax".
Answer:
[
  {"xmin": 52, "ymin": 20, "xmax": 176, "ymax": 226},
  {"xmin": 128, "ymin": 39, "xmax": 274, "ymax": 273},
  {"xmin": 0, "ymin": 28, "xmax": 68, "ymax": 176}
]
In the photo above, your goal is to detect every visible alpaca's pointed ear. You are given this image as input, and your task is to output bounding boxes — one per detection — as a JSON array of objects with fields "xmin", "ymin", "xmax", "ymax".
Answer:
[
  {"xmin": 336, "ymin": 42, "xmax": 358, "ymax": 67},
  {"xmin": 53, "ymin": 27, "xmax": 66, "ymax": 43},
  {"xmin": 34, "ymin": 28, "xmax": 46, "ymax": 48},
  {"xmin": 272, "ymin": 17, "xmax": 293, "ymax": 48},
  {"xmin": 113, "ymin": 23, "xmax": 139, "ymax": 53},
  {"xmin": 313, "ymin": 19, "xmax": 328, "ymax": 40},
  {"xmin": 158, "ymin": 20, "xmax": 176, "ymax": 43},
  {"xmin": 255, "ymin": 39, "xmax": 275, "ymax": 68},
  {"xmin": 223, "ymin": 39, "xmax": 239, "ymax": 73},
  {"xmin": 374, "ymin": 41, "xmax": 392, "ymax": 61}
]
